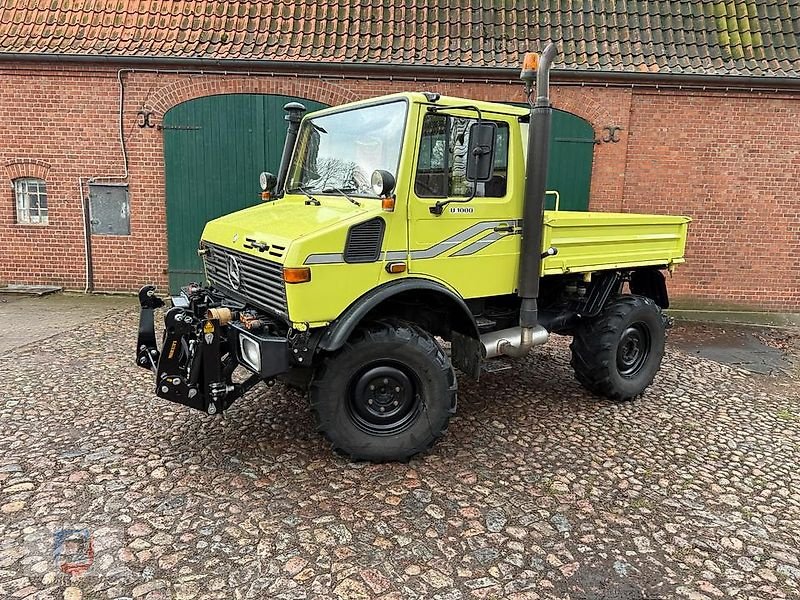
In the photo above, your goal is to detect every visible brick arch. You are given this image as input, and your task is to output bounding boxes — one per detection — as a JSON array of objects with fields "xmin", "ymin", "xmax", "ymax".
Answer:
[
  {"xmin": 147, "ymin": 76, "xmax": 358, "ymax": 121},
  {"xmin": 551, "ymin": 91, "xmax": 608, "ymax": 134},
  {"xmin": 3, "ymin": 158, "xmax": 51, "ymax": 182}
]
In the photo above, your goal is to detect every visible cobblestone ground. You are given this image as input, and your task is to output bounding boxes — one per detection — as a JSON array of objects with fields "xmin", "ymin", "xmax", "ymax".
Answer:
[{"xmin": 1, "ymin": 304, "xmax": 799, "ymax": 600}]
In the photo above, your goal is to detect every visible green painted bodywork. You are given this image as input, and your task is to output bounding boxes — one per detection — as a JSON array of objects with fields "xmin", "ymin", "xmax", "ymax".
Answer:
[{"xmin": 200, "ymin": 92, "xmax": 690, "ymax": 329}]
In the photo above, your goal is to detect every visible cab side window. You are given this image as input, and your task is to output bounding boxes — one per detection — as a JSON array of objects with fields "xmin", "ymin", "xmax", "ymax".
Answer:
[{"xmin": 415, "ymin": 114, "xmax": 509, "ymax": 198}]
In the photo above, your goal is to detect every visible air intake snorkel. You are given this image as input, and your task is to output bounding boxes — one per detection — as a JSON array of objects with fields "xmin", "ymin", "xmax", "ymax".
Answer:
[{"xmin": 274, "ymin": 101, "xmax": 307, "ymax": 197}]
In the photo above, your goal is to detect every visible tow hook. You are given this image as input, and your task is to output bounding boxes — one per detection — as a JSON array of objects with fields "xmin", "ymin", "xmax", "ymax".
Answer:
[{"xmin": 138, "ymin": 285, "xmax": 165, "ymax": 310}]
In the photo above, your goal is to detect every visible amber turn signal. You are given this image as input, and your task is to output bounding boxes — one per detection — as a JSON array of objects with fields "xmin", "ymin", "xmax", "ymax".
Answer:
[
  {"xmin": 283, "ymin": 267, "xmax": 311, "ymax": 284},
  {"xmin": 385, "ymin": 262, "xmax": 406, "ymax": 274},
  {"xmin": 381, "ymin": 196, "xmax": 396, "ymax": 212},
  {"xmin": 260, "ymin": 191, "xmax": 271, "ymax": 201}
]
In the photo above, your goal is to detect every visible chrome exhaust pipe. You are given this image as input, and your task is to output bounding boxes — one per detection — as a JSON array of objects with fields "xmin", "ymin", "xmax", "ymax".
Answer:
[{"xmin": 481, "ymin": 325, "xmax": 549, "ymax": 359}]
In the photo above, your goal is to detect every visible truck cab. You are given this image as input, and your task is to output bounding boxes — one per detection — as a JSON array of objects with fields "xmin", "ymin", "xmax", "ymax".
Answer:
[{"xmin": 201, "ymin": 93, "xmax": 534, "ymax": 327}]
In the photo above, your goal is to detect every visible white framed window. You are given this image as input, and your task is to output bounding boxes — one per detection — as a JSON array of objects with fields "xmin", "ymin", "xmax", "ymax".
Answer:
[{"xmin": 14, "ymin": 178, "xmax": 48, "ymax": 224}]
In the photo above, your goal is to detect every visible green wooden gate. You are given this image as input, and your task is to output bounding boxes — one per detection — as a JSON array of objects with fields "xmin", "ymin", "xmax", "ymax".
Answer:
[
  {"xmin": 163, "ymin": 93, "xmax": 328, "ymax": 292},
  {"xmin": 546, "ymin": 109, "xmax": 596, "ymax": 211},
  {"xmin": 511, "ymin": 104, "xmax": 596, "ymax": 211}
]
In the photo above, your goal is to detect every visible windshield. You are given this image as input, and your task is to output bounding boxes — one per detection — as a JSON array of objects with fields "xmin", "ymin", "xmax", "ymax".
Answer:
[{"xmin": 286, "ymin": 100, "xmax": 407, "ymax": 198}]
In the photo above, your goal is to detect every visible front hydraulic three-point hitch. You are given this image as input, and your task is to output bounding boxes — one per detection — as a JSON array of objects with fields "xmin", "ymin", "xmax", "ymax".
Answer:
[{"xmin": 135, "ymin": 285, "xmax": 279, "ymax": 415}]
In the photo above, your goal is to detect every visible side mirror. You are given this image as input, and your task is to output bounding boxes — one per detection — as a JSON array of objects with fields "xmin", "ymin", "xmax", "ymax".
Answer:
[
  {"xmin": 259, "ymin": 171, "xmax": 277, "ymax": 193},
  {"xmin": 371, "ymin": 170, "xmax": 396, "ymax": 197},
  {"xmin": 466, "ymin": 122, "xmax": 497, "ymax": 182}
]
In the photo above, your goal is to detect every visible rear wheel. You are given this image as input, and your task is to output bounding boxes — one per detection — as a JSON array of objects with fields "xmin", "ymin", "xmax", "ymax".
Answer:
[
  {"xmin": 570, "ymin": 295, "xmax": 666, "ymax": 400},
  {"xmin": 309, "ymin": 319, "xmax": 457, "ymax": 462}
]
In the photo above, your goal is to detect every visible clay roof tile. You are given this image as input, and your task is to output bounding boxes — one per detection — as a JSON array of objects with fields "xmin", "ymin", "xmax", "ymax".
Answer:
[{"xmin": 0, "ymin": 1, "xmax": 796, "ymax": 76}]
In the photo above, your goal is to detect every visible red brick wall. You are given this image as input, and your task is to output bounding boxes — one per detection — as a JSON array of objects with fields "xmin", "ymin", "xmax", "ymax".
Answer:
[
  {"xmin": 623, "ymin": 91, "xmax": 800, "ymax": 310},
  {"xmin": 0, "ymin": 61, "xmax": 798, "ymax": 310}
]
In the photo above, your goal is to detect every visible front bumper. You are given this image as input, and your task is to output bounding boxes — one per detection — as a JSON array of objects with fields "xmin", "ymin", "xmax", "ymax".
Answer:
[{"xmin": 136, "ymin": 285, "xmax": 290, "ymax": 414}]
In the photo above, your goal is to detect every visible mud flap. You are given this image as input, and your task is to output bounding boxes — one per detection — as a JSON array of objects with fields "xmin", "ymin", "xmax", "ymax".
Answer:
[{"xmin": 451, "ymin": 330, "xmax": 482, "ymax": 380}]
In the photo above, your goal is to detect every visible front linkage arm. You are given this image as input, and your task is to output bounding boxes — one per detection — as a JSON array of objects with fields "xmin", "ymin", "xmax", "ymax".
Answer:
[
  {"xmin": 137, "ymin": 285, "xmax": 164, "ymax": 372},
  {"xmin": 135, "ymin": 285, "xmax": 263, "ymax": 415}
]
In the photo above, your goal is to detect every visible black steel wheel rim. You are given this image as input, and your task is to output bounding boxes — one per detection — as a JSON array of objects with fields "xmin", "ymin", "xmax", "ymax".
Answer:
[
  {"xmin": 347, "ymin": 362, "xmax": 422, "ymax": 436},
  {"xmin": 616, "ymin": 323, "xmax": 651, "ymax": 377}
]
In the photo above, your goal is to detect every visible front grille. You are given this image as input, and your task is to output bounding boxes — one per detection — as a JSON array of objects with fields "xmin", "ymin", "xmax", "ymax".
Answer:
[{"xmin": 203, "ymin": 243, "xmax": 287, "ymax": 318}]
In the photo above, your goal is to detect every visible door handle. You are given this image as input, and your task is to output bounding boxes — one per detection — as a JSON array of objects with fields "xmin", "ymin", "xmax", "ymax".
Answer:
[{"xmin": 493, "ymin": 225, "xmax": 514, "ymax": 232}]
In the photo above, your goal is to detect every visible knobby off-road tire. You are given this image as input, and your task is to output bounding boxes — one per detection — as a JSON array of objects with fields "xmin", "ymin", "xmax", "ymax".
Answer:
[
  {"xmin": 309, "ymin": 319, "xmax": 457, "ymax": 462},
  {"xmin": 570, "ymin": 295, "xmax": 666, "ymax": 401}
]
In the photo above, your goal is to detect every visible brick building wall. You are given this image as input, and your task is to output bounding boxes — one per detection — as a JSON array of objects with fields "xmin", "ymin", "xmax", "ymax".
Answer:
[{"xmin": 0, "ymin": 61, "xmax": 798, "ymax": 310}]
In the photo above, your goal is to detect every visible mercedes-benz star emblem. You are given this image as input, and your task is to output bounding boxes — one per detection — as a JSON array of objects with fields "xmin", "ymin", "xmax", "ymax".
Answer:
[{"xmin": 226, "ymin": 255, "xmax": 241, "ymax": 290}]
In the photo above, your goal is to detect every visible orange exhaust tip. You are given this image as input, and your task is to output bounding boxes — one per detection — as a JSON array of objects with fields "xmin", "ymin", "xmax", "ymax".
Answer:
[{"xmin": 283, "ymin": 266, "xmax": 311, "ymax": 284}]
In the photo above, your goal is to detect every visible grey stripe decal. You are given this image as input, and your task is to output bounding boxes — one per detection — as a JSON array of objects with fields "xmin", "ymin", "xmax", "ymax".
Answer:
[
  {"xmin": 409, "ymin": 220, "xmax": 509, "ymax": 260},
  {"xmin": 304, "ymin": 253, "xmax": 345, "ymax": 265},
  {"xmin": 304, "ymin": 219, "xmax": 521, "ymax": 265},
  {"xmin": 451, "ymin": 219, "xmax": 522, "ymax": 257},
  {"xmin": 451, "ymin": 231, "xmax": 506, "ymax": 256}
]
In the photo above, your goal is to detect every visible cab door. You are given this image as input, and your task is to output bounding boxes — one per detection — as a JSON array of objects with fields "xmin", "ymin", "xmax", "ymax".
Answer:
[{"xmin": 407, "ymin": 109, "xmax": 522, "ymax": 298}]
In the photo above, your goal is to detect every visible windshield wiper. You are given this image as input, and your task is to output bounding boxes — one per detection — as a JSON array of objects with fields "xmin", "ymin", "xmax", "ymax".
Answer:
[
  {"xmin": 292, "ymin": 186, "xmax": 320, "ymax": 206},
  {"xmin": 321, "ymin": 186, "xmax": 361, "ymax": 207}
]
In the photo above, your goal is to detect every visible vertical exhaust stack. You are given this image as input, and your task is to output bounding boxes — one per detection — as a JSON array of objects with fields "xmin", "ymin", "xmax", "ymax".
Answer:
[
  {"xmin": 482, "ymin": 43, "xmax": 558, "ymax": 359},
  {"xmin": 519, "ymin": 43, "xmax": 558, "ymax": 327},
  {"xmin": 275, "ymin": 102, "xmax": 307, "ymax": 197}
]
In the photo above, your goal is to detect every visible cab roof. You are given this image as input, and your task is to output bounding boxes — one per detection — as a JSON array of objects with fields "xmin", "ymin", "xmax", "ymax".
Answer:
[{"xmin": 305, "ymin": 92, "xmax": 529, "ymax": 119}]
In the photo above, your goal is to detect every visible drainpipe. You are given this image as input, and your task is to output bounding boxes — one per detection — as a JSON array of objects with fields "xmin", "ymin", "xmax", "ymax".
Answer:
[
  {"xmin": 274, "ymin": 102, "xmax": 307, "ymax": 196},
  {"xmin": 482, "ymin": 43, "xmax": 557, "ymax": 359},
  {"xmin": 78, "ymin": 177, "xmax": 94, "ymax": 293}
]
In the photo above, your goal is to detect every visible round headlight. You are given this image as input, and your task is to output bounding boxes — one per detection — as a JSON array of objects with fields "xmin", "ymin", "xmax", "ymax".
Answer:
[
  {"xmin": 259, "ymin": 171, "xmax": 277, "ymax": 192},
  {"xmin": 371, "ymin": 170, "xmax": 396, "ymax": 197}
]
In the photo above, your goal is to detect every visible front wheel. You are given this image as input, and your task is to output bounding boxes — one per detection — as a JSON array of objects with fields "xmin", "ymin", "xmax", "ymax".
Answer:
[
  {"xmin": 309, "ymin": 319, "xmax": 457, "ymax": 462},
  {"xmin": 570, "ymin": 295, "xmax": 666, "ymax": 400}
]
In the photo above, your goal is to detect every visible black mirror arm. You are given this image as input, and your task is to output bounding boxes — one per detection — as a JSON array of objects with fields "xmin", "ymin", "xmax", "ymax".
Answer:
[
  {"xmin": 428, "ymin": 169, "xmax": 480, "ymax": 215},
  {"xmin": 427, "ymin": 104, "xmax": 483, "ymax": 122}
]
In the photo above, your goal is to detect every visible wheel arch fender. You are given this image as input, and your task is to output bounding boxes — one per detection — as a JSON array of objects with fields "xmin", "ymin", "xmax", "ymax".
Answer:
[
  {"xmin": 318, "ymin": 278, "xmax": 480, "ymax": 353},
  {"xmin": 630, "ymin": 268, "xmax": 669, "ymax": 309}
]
